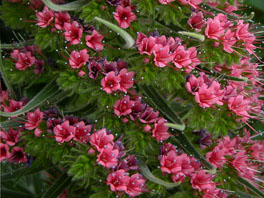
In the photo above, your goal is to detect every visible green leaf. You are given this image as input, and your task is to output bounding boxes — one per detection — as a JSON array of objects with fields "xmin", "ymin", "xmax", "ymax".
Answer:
[
  {"xmin": 178, "ymin": 31, "xmax": 205, "ymax": 42},
  {"xmin": 0, "ymin": 118, "xmax": 26, "ymax": 131},
  {"xmin": 0, "ymin": 189, "xmax": 35, "ymax": 198},
  {"xmin": 237, "ymin": 177, "xmax": 264, "ymax": 197},
  {"xmin": 165, "ymin": 123, "xmax": 185, "ymax": 131},
  {"xmin": 41, "ymin": 171, "xmax": 71, "ymax": 198},
  {"xmin": 42, "ymin": 0, "xmax": 88, "ymax": 11},
  {"xmin": 94, "ymin": 17, "xmax": 135, "ymax": 49},
  {"xmin": 138, "ymin": 161, "xmax": 180, "ymax": 188},
  {"xmin": 251, "ymin": 132, "xmax": 264, "ymax": 140},
  {"xmin": 0, "ymin": 79, "xmax": 60, "ymax": 117},
  {"xmin": 0, "ymin": 42, "xmax": 16, "ymax": 99}
]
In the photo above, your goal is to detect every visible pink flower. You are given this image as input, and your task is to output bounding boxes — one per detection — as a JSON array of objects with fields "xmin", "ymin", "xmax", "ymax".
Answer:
[
  {"xmin": 118, "ymin": 68, "xmax": 134, "ymax": 92},
  {"xmin": 188, "ymin": 47, "xmax": 201, "ymax": 67},
  {"xmin": 25, "ymin": 108, "xmax": 43, "ymax": 130},
  {"xmin": 221, "ymin": 30, "xmax": 236, "ymax": 53},
  {"xmin": 107, "ymin": 170, "xmax": 130, "ymax": 192},
  {"xmin": 3, "ymin": 100, "xmax": 24, "ymax": 113},
  {"xmin": 53, "ymin": 121, "xmax": 75, "ymax": 143},
  {"xmin": 54, "ymin": 12, "xmax": 70, "ymax": 30},
  {"xmin": 64, "ymin": 21, "xmax": 83, "ymax": 45},
  {"xmin": 125, "ymin": 173, "xmax": 146, "ymax": 196},
  {"xmin": 138, "ymin": 37, "xmax": 156, "ymax": 55},
  {"xmin": 36, "ymin": 6, "xmax": 54, "ymax": 28},
  {"xmin": 11, "ymin": 49, "xmax": 20, "ymax": 60},
  {"xmin": 101, "ymin": 71, "xmax": 121, "ymax": 94},
  {"xmin": 188, "ymin": 12, "xmax": 206, "ymax": 32},
  {"xmin": 139, "ymin": 107, "xmax": 159, "ymax": 124},
  {"xmin": 202, "ymin": 189, "xmax": 227, "ymax": 198},
  {"xmin": 171, "ymin": 172, "xmax": 186, "ymax": 184},
  {"xmin": 8, "ymin": 147, "xmax": 28, "ymax": 164},
  {"xmin": 34, "ymin": 128, "xmax": 43, "ymax": 137},
  {"xmin": 186, "ymin": 74, "xmax": 203, "ymax": 94},
  {"xmin": 217, "ymin": 136, "xmax": 236, "ymax": 155},
  {"xmin": 113, "ymin": 6, "xmax": 136, "ymax": 29},
  {"xmin": 189, "ymin": 0, "xmax": 203, "ymax": 8},
  {"xmin": 153, "ymin": 44, "xmax": 174, "ymax": 67},
  {"xmin": 69, "ymin": 49, "xmax": 89, "ymax": 69},
  {"xmin": 205, "ymin": 18, "xmax": 225, "ymax": 40},
  {"xmin": 85, "ymin": 30, "xmax": 104, "ymax": 51},
  {"xmin": 0, "ymin": 143, "xmax": 10, "ymax": 162},
  {"xmin": 159, "ymin": 0, "xmax": 175, "ymax": 4},
  {"xmin": 181, "ymin": 154, "xmax": 194, "ymax": 176},
  {"xmin": 114, "ymin": 96, "xmax": 134, "ymax": 117},
  {"xmin": 172, "ymin": 45, "xmax": 191, "ymax": 69},
  {"xmin": 160, "ymin": 150, "xmax": 182, "ymax": 174},
  {"xmin": 231, "ymin": 150, "xmax": 248, "ymax": 172},
  {"xmin": 228, "ymin": 95, "xmax": 251, "ymax": 120},
  {"xmin": 236, "ymin": 20, "xmax": 255, "ymax": 43},
  {"xmin": 191, "ymin": 170, "xmax": 216, "ymax": 192},
  {"xmin": 0, "ymin": 128, "xmax": 21, "ymax": 146},
  {"xmin": 15, "ymin": 52, "xmax": 36, "ymax": 70},
  {"xmin": 136, "ymin": 32, "xmax": 146, "ymax": 45},
  {"xmin": 97, "ymin": 145, "xmax": 119, "ymax": 168},
  {"xmin": 73, "ymin": 121, "xmax": 92, "ymax": 143},
  {"xmin": 89, "ymin": 128, "xmax": 114, "ymax": 151},
  {"xmin": 206, "ymin": 147, "xmax": 226, "ymax": 168},
  {"xmin": 152, "ymin": 118, "xmax": 171, "ymax": 141}
]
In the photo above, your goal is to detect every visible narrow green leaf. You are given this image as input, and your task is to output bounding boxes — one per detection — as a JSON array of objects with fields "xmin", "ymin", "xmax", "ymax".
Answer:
[
  {"xmin": 0, "ymin": 40, "xmax": 34, "ymax": 49},
  {"xmin": 42, "ymin": 0, "xmax": 87, "ymax": 11},
  {"xmin": 178, "ymin": 31, "xmax": 205, "ymax": 42},
  {"xmin": 251, "ymin": 132, "xmax": 264, "ymax": 140},
  {"xmin": 41, "ymin": 171, "xmax": 71, "ymax": 198},
  {"xmin": 0, "ymin": 118, "xmax": 25, "ymax": 131},
  {"xmin": 1, "ymin": 189, "xmax": 35, "ymax": 198},
  {"xmin": 0, "ymin": 80, "xmax": 60, "ymax": 117},
  {"xmin": 237, "ymin": 177, "xmax": 264, "ymax": 197},
  {"xmin": 235, "ymin": 190, "xmax": 259, "ymax": 198},
  {"xmin": 165, "ymin": 123, "xmax": 185, "ymax": 131},
  {"xmin": 138, "ymin": 161, "xmax": 180, "ymax": 188},
  {"xmin": 0, "ymin": 42, "xmax": 17, "ymax": 99},
  {"xmin": 94, "ymin": 17, "xmax": 135, "ymax": 49}
]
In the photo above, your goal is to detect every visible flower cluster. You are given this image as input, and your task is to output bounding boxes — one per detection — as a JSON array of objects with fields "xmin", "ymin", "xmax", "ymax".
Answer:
[
  {"xmin": 114, "ymin": 94, "xmax": 171, "ymax": 142},
  {"xmin": 136, "ymin": 33, "xmax": 200, "ymax": 73},
  {"xmin": 206, "ymin": 131, "xmax": 264, "ymax": 183},
  {"xmin": 159, "ymin": 0, "xmax": 203, "ymax": 9},
  {"xmin": 159, "ymin": 143, "xmax": 227, "ymax": 198},
  {"xmin": 113, "ymin": 5, "xmax": 136, "ymax": 29},
  {"xmin": 10, "ymin": 45, "xmax": 44, "ymax": 73}
]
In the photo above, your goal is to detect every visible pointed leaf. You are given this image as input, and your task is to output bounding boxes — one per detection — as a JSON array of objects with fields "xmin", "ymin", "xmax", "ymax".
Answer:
[
  {"xmin": 138, "ymin": 160, "xmax": 180, "ymax": 188},
  {"xmin": 94, "ymin": 17, "xmax": 135, "ymax": 49},
  {"xmin": 42, "ymin": 0, "xmax": 87, "ymax": 11},
  {"xmin": 0, "ymin": 118, "xmax": 25, "ymax": 131},
  {"xmin": 250, "ymin": 132, "xmax": 264, "ymax": 140},
  {"xmin": 1, "ymin": 189, "xmax": 35, "ymax": 198},
  {"xmin": 178, "ymin": 31, "xmax": 205, "ymax": 42},
  {"xmin": 0, "ymin": 42, "xmax": 17, "ymax": 99},
  {"xmin": 0, "ymin": 80, "xmax": 60, "ymax": 117},
  {"xmin": 165, "ymin": 123, "xmax": 185, "ymax": 131},
  {"xmin": 41, "ymin": 171, "xmax": 71, "ymax": 198},
  {"xmin": 237, "ymin": 177, "xmax": 264, "ymax": 197}
]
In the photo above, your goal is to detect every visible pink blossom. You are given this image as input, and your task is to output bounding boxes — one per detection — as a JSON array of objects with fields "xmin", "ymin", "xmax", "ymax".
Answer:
[
  {"xmin": 8, "ymin": 147, "xmax": 28, "ymax": 164},
  {"xmin": 171, "ymin": 172, "xmax": 186, "ymax": 184},
  {"xmin": 221, "ymin": 30, "xmax": 236, "ymax": 53},
  {"xmin": 54, "ymin": 12, "xmax": 70, "ymax": 30},
  {"xmin": 189, "ymin": 0, "xmax": 203, "ymax": 8},
  {"xmin": 191, "ymin": 170, "xmax": 216, "ymax": 192},
  {"xmin": 118, "ymin": 68, "xmax": 134, "ymax": 92},
  {"xmin": 217, "ymin": 136, "xmax": 236, "ymax": 155},
  {"xmin": 153, "ymin": 44, "xmax": 174, "ymax": 68},
  {"xmin": 73, "ymin": 121, "xmax": 92, "ymax": 143},
  {"xmin": 53, "ymin": 121, "xmax": 75, "ymax": 143},
  {"xmin": 113, "ymin": 6, "xmax": 136, "ymax": 29},
  {"xmin": 0, "ymin": 90, "xmax": 9, "ymax": 104},
  {"xmin": 101, "ymin": 71, "xmax": 121, "ymax": 94},
  {"xmin": 78, "ymin": 70, "xmax": 86, "ymax": 77},
  {"xmin": 206, "ymin": 147, "xmax": 226, "ymax": 168},
  {"xmin": 172, "ymin": 45, "xmax": 191, "ymax": 69},
  {"xmin": 186, "ymin": 74, "xmax": 203, "ymax": 94},
  {"xmin": 228, "ymin": 95, "xmax": 251, "ymax": 121},
  {"xmin": 231, "ymin": 150, "xmax": 248, "ymax": 172},
  {"xmin": 25, "ymin": 108, "xmax": 43, "ymax": 130},
  {"xmin": 159, "ymin": 0, "xmax": 175, "ymax": 4},
  {"xmin": 152, "ymin": 118, "xmax": 171, "ymax": 141},
  {"xmin": 114, "ymin": 96, "xmax": 134, "ymax": 117},
  {"xmin": 34, "ymin": 128, "xmax": 43, "ymax": 137},
  {"xmin": 139, "ymin": 107, "xmax": 159, "ymax": 124},
  {"xmin": 188, "ymin": 47, "xmax": 201, "ymax": 67},
  {"xmin": 236, "ymin": 20, "xmax": 255, "ymax": 43},
  {"xmin": 143, "ymin": 124, "xmax": 151, "ymax": 132},
  {"xmin": 136, "ymin": 32, "xmax": 146, "ymax": 45},
  {"xmin": 89, "ymin": 128, "xmax": 114, "ymax": 151},
  {"xmin": 64, "ymin": 21, "xmax": 83, "ymax": 45},
  {"xmin": 0, "ymin": 128, "xmax": 21, "ymax": 146},
  {"xmin": 11, "ymin": 49, "xmax": 20, "ymax": 60},
  {"xmin": 15, "ymin": 52, "xmax": 36, "ymax": 70},
  {"xmin": 85, "ymin": 30, "xmax": 104, "ymax": 51},
  {"xmin": 69, "ymin": 49, "xmax": 89, "ymax": 69},
  {"xmin": 36, "ymin": 6, "xmax": 54, "ymax": 28},
  {"xmin": 205, "ymin": 18, "xmax": 225, "ymax": 40},
  {"xmin": 181, "ymin": 154, "xmax": 194, "ymax": 176},
  {"xmin": 160, "ymin": 150, "xmax": 182, "ymax": 174},
  {"xmin": 202, "ymin": 188, "xmax": 227, "ymax": 198},
  {"xmin": 97, "ymin": 145, "xmax": 119, "ymax": 168},
  {"xmin": 107, "ymin": 169, "xmax": 130, "ymax": 191},
  {"xmin": 3, "ymin": 100, "xmax": 24, "ymax": 113},
  {"xmin": 188, "ymin": 12, "xmax": 205, "ymax": 32},
  {"xmin": 0, "ymin": 143, "xmax": 10, "ymax": 162},
  {"xmin": 138, "ymin": 37, "xmax": 156, "ymax": 55},
  {"xmin": 125, "ymin": 173, "xmax": 146, "ymax": 196}
]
